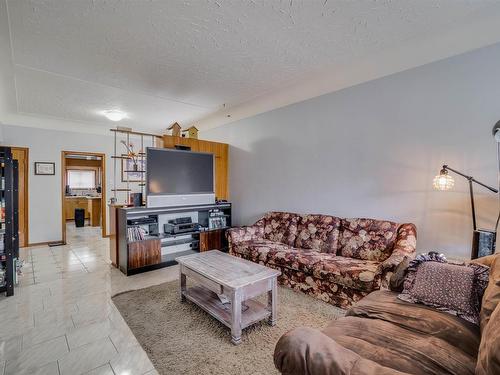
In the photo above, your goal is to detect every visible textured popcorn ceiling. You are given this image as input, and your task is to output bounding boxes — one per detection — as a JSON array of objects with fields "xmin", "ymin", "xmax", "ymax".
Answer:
[{"xmin": 3, "ymin": 0, "xmax": 500, "ymax": 132}]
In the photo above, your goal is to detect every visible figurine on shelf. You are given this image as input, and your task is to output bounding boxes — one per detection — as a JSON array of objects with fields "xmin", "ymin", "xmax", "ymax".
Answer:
[
  {"xmin": 167, "ymin": 122, "xmax": 182, "ymax": 137},
  {"xmin": 182, "ymin": 126, "xmax": 199, "ymax": 139}
]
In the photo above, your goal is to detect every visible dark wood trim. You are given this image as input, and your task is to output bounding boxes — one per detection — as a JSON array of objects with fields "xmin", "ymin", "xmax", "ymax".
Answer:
[
  {"xmin": 24, "ymin": 148, "xmax": 29, "ymax": 247},
  {"xmin": 61, "ymin": 152, "xmax": 66, "ymax": 244}
]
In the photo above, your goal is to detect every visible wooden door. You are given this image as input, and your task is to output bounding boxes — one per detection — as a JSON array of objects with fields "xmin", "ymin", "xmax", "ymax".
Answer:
[{"xmin": 11, "ymin": 148, "xmax": 29, "ymax": 247}]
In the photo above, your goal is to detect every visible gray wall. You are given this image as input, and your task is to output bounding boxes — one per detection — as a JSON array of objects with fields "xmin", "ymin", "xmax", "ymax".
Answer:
[
  {"xmin": 1, "ymin": 125, "xmax": 151, "ymax": 244},
  {"xmin": 202, "ymin": 43, "xmax": 500, "ymax": 259}
]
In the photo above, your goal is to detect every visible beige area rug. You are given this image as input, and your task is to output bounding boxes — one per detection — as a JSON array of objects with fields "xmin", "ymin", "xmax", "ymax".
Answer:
[{"xmin": 112, "ymin": 280, "xmax": 345, "ymax": 375}]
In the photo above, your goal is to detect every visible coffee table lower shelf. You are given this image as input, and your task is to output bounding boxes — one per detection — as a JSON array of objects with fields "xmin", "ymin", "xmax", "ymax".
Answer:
[{"xmin": 182, "ymin": 285, "xmax": 271, "ymax": 331}]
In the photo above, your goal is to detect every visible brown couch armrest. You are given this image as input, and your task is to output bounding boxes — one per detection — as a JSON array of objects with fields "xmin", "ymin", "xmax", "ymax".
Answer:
[
  {"xmin": 471, "ymin": 253, "xmax": 498, "ymax": 268},
  {"xmin": 274, "ymin": 327, "xmax": 407, "ymax": 375},
  {"xmin": 377, "ymin": 223, "xmax": 417, "ymax": 288}
]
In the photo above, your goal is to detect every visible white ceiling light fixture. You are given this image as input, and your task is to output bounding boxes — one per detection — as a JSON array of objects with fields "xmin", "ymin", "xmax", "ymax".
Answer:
[{"xmin": 103, "ymin": 110, "xmax": 127, "ymax": 122}]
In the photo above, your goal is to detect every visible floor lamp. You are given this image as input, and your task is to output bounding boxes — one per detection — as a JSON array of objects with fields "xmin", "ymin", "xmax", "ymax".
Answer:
[{"xmin": 433, "ymin": 121, "xmax": 500, "ymax": 258}]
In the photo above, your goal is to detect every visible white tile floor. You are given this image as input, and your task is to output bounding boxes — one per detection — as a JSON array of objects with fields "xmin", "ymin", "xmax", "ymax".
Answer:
[{"xmin": 0, "ymin": 223, "xmax": 178, "ymax": 375}]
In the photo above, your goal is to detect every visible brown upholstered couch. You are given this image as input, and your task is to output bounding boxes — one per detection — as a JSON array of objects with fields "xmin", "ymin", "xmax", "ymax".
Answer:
[
  {"xmin": 227, "ymin": 211, "xmax": 416, "ymax": 308},
  {"xmin": 274, "ymin": 253, "xmax": 500, "ymax": 375}
]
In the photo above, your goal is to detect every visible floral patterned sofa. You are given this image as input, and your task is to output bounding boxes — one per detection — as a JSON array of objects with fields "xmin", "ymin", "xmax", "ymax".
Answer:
[{"xmin": 227, "ymin": 212, "xmax": 417, "ymax": 308}]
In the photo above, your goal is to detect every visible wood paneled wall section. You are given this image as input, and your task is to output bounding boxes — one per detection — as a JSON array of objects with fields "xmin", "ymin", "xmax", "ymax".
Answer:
[
  {"xmin": 11, "ymin": 148, "xmax": 28, "ymax": 247},
  {"xmin": 162, "ymin": 136, "xmax": 229, "ymax": 200},
  {"xmin": 108, "ymin": 204, "xmax": 123, "ymax": 267}
]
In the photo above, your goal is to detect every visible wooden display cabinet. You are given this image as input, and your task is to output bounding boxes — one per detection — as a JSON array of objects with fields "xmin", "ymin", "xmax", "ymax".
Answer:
[
  {"xmin": 116, "ymin": 203, "xmax": 231, "ymax": 275},
  {"xmin": 162, "ymin": 135, "xmax": 229, "ymax": 201},
  {"xmin": 128, "ymin": 238, "xmax": 161, "ymax": 269},
  {"xmin": 199, "ymin": 229, "xmax": 224, "ymax": 252}
]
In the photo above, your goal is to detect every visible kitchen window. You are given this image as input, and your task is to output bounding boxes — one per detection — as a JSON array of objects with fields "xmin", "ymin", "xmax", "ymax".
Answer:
[{"xmin": 67, "ymin": 170, "xmax": 96, "ymax": 189}]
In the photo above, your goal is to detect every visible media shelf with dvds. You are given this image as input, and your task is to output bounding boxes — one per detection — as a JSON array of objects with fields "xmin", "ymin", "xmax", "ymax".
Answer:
[
  {"xmin": 0, "ymin": 147, "xmax": 19, "ymax": 297},
  {"xmin": 117, "ymin": 203, "xmax": 232, "ymax": 275}
]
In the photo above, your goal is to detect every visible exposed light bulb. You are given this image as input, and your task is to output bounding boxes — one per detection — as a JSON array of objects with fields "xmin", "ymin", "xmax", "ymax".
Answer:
[
  {"xmin": 103, "ymin": 110, "xmax": 126, "ymax": 122},
  {"xmin": 433, "ymin": 170, "xmax": 455, "ymax": 191}
]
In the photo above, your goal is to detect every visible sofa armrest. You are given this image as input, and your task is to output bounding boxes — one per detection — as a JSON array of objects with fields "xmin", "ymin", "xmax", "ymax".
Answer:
[
  {"xmin": 377, "ymin": 223, "xmax": 417, "ymax": 287},
  {"xmin": 274, "ymin": 327, "xmax": 406, "ymax": 375},
  {"xmin": 226, "ymin": 225, "xmax": 264, "ymax": 249}
]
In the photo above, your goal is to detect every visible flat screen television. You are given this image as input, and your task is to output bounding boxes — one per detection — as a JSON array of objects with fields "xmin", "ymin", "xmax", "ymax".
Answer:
[{"xmin": 146, "ymin": 147, "xmax": 215, "ymax": 208}]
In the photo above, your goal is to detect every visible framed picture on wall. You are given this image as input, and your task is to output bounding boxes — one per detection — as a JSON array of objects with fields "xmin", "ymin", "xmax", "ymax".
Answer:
[
  {"xmin": 34, "ymin": 162, "xmax": 55, "ymax": 175},
  {"xmin": 121, "ymin": 155, "xmax": 145, "ymax": 182}
]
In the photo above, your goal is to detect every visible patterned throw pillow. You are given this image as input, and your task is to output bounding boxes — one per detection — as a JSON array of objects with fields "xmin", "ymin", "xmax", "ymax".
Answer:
[{"xmin": 398, "ymin": 253, "xmax": 490, "ymax": 325}]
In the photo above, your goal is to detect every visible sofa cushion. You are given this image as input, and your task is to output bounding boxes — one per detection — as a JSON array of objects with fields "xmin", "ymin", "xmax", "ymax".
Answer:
[
  {"xmin": 234, "ymin": 241, "xmax": 380, "ymax": 292},
  {"xmin": 335, "ymin": 290, "xmax": 480, "ymax": 374},
  {"xmin": 269, "ymin": 251, "xmax": 380, "ymax": 288},
  {"xmin": 231, "ymin": 238, "xmax": 293, "ymax": 263},
  {"xmin": 261, "ymin": 212, "xmax": 300, "ymax": 246},
  {"xmin": 475, "ymin": 301, "xmax": 500, "ymax": 375},
  {"xmin": 346, "ymin": 291, "xmax": 481, "ymax": 358},
  {"xmin": 324, "ymin": 317, "xmax": 476, "ymax": 375},
  {"xmin": 274, "ymin": 290, "xmax": 479, "ymax": 375},
  {"xmin": 274, "ymin": 326, "xmax": 405, "ymax": 375},
  {"xmin": 472, "ymin": 253, "xmax": 500, "ymax": 332},
  {"xmin": 310, "ymin": 255, "xmax": 381, "ymax": 292},
  {"xmin": 234, "ymin": 243, "xmax": 324, "ymax": 274},
  {"xmin": 339, "ymin": 218, "xmax": 399, "ymax": 261},
  {"xmin": 295, "ymin": 214, "xmax": 341, "ymax": 254}
]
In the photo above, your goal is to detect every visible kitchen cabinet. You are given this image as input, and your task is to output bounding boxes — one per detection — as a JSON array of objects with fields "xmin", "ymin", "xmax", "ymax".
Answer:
[{"xmin": 65, "ymin": 197, "xmax": 101, "ymax": 226}]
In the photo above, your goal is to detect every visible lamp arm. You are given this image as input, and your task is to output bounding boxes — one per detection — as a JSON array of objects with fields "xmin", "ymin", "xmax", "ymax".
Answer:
[{"xmin": 443, "ymin": 165, "xmax": 499, "ymax": 193}]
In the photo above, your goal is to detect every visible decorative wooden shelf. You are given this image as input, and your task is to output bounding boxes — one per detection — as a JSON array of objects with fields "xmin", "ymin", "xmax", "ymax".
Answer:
[
  {"xmin": 111, "ymin": 188, "xmax": 132, "ymax": 192},
  {"xmin": 110, "ymin": 128, "xmax": 162, "ymax": 138},
  {"xmin": 111, "ymin": 156, "xmax": 131, "ymax": 160},
  {"xmin": 124, "ymin": 170, "xmax": 145, "ymax": 173}
]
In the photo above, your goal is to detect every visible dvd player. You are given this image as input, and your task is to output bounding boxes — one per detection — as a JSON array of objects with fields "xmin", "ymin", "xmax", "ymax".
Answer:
[
  {"xmin": 127, "ymin": 216, "xmax": 157, "ymax": 226},
  {"xmin": 164, "ymin": 217, "xmax": 197, "ymax": 234}
]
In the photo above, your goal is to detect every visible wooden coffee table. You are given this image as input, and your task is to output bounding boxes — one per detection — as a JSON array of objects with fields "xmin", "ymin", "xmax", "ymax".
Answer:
[{"xmin": 176, "ymin": 250, "xmax": 281, "ymax": 345}]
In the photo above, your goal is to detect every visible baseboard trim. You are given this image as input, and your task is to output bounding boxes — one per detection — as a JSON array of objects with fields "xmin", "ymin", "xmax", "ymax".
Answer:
[{"xmin": 27, "ymin": 240, "xmax": 65, "ymax": 248}]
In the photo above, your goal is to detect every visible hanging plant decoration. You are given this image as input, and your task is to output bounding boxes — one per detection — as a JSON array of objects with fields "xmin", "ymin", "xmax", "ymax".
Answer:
[{"xmin": 120, "ymin": 141, "xmax": 145, "ymax": 182}]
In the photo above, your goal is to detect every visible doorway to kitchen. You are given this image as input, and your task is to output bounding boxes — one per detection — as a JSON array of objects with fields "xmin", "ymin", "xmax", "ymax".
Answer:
[{"xmin": 61, "ymin": 151, "xmax": 106, "ymax": 245}]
